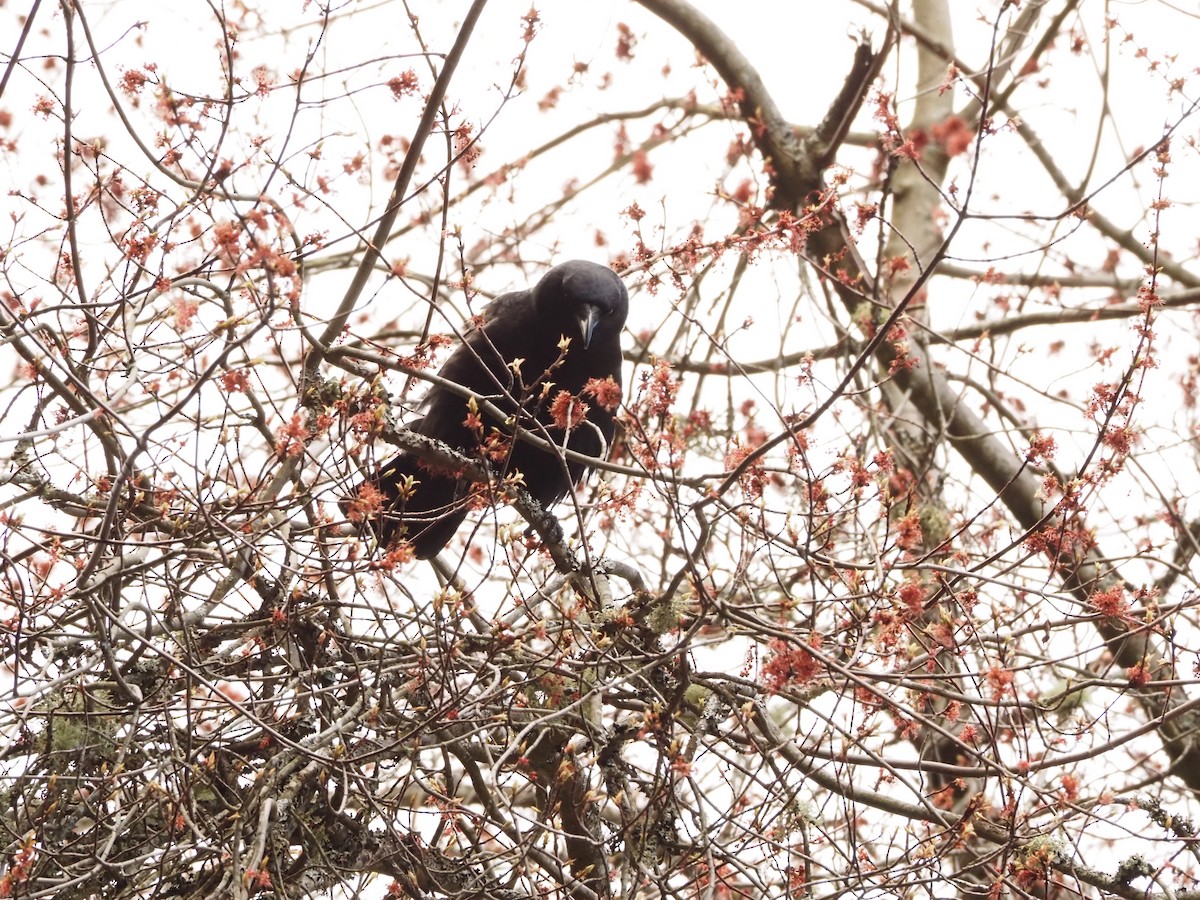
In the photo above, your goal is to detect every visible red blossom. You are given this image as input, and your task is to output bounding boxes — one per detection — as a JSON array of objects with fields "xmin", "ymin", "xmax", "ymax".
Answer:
[
  {"xmin": 984, "ymin": 665, "xmax": 1015, "ymax": 698},
  {"xmin": 388, "ymin": 70, "xmax": 420, "ymax": 98},
  {"xmin": 720, "ymin": 86, "xmax": 745, "ymax": 117},
  {"xmin": 345, "ymin": 481, "xmax": 384, "ymax": 524},
  {"xmin": 631, "ymin": 149, "xmax": 653, "ymax": 183},
  {"xmin": 212, "ymin": 220, "xmax": 242, "ymax": 256},
  {"xmin": 245, "ymin": 868, "xmax": 271, "ymax": 889},
  {"xmin": 583, "ymin": 376, "xmax": 622, "ymax": 411},
  {"xmin": 730, "ymin": 179, "xmax": 753, "ymax": 204},
  {"xmin": 930, "ymin": 114, "xmax": 974, "ymax": 157},
  {"xmin": 893, "ymin": 513, "xmax": 923, "ymax": 551},
  {"xmin": 463, "ymin": 396, "xmax": 484, "ymax": 437},
  {"xmin": 613, "ymin": 123, "xmax": 630, "ymax": 157},
  {"xmin": 724, "ymin": 441, "xmax": 765, "ymax": 498},
  {"xmin": 1088, "ymin": 584, "xmax": 1128, "ymax": 619},
  {"xmin": 120, "ymin": 68, "xmax": 150, "ymax": 99},
  {"xmin": 122, "ymin": 231, "xmax": 158, "ymax": 263},
  {"xmin": 1025, "ymin": 433, "xmax": 1057, "ymax": 464},
  {"xmin": 1012, "ymin": 845, "xmax": 1055, "ymax": 890},
  {"xmin": 275, "ymin": 413, "xmax": 311, "ymax": 458},
  {"xmin": 853, "ymin": 201, "xmax": 877, "ymax": 233},
  {"xmin": 220, "ymin": 370, "xmax": 250, "ymax": 393},
  {"xmin": 1126, "ymin": 662, "xmax": 1152, "ymax": 687},
  {"xmin": 172, "ymin": 296, "xmax": 199, "ymax": 330},
  {"xmin": 481, "ymin": 431, "xmax": 512, "ymax": 463},
  {"xmin": 873, "ymin": 90, "xmax": 901, "ymax": 138},
  {"xmin": 602, "ymin": 481, "xmax": 642, "ymax": 520},
  {"xmin": 520, "ymin": 7, "xmax": 540, "ymax": 43},
  {"xmin": 762, "ymin": 634, "xmax": 824, "ymax": 693},
  {"xmin": 538, "ymin": 86, "xmax": 562, "ymax": 112},
  {"xmin": 944, "ymin": 699, "xmax": 962, "ymax": 723},
  {"xmin": 251, "ymin": 65, "xmax": 274, "ymax": 97},
  {"xmin": 378, "ymin": 540, "xmax": 415, "ymax": 568},
  {"xmin": 1102, "ymin": 424, "xmax": 1137, "ymax": 455},
  {"xmin": 1024, "ymin": 521, "xmax": 1093, "ymax": 561},
  {"xmin": 897, "ymin": 579, "xmax": 926, "ymax": 614},
  {"xmin": 644, "ymin": 359, "xmax": 679, "ymax": 416},
  {"xmin": 548, "ymin": 391, "xmax": 588, "ymax": 431},
  {"xmin": 938, "ymin": 64, "xmax": 960, "ymax": 95},
  {"xmin": 887, "ymin": 343, "xmax": 918, "ymax": 375},
  {"xmin": 615, "ymin": 22, "xmax": 637, "ymax": 60},
  {"xmin": 453, "ymin": 123, "xmax": 481, "ymax": 170},
  {"xmin": 725, "ymin": 134, "xmax": 752, "ymax": 165},
  {"xmin": 931, "ymin": 622, "xmax": 956, "ymax": 649}
]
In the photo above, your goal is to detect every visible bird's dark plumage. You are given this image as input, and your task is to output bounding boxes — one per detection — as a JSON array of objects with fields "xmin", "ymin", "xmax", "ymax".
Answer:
[{"xmin": 346, "ymin": 260, "xmax": 629, "ymax": 559}]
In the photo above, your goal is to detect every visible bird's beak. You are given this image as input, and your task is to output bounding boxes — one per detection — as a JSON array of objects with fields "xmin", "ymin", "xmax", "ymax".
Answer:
[{"xmin": 577, "ymin": 304, "xmax": 603, "ymax": 349}]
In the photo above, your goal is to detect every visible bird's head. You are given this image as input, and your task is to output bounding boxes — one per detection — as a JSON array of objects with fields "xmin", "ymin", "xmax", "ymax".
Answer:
[{"xmin": 532, "ymin": 260, "xmax": 629, "ymax": 351}]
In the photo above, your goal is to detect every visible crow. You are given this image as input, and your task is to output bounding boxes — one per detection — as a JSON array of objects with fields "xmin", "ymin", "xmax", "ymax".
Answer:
[{"xmin": 345, "ymin": 260, "xmax": 629, "ymax": 559}]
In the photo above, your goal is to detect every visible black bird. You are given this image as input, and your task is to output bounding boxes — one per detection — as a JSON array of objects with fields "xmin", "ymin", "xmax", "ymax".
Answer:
[{"xmin": 345, "ymin": 260, "xmax": 629, "ymax": 559}]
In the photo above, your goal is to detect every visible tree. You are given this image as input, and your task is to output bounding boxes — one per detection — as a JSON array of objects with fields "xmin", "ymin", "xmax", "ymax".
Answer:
[{"xmin": 1, "ymin": 0, "xmax": 1199, "ymax": 897}]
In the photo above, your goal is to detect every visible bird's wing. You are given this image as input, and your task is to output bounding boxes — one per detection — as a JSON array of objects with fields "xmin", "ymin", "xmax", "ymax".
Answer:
[
  {"xmin": 442, "ymin": 288, "xmax": 535, "ymax": 393},
  {"xmin": 412, "ymin": 289, "xmax": 537, "ymax": 442},
  {"xmin": 480, "ymin": 288, "xmax": 534, "ymax": 325},
  {"xmin": 409, "ymin": 289, "xmax": 534, "ymax": 415}
]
